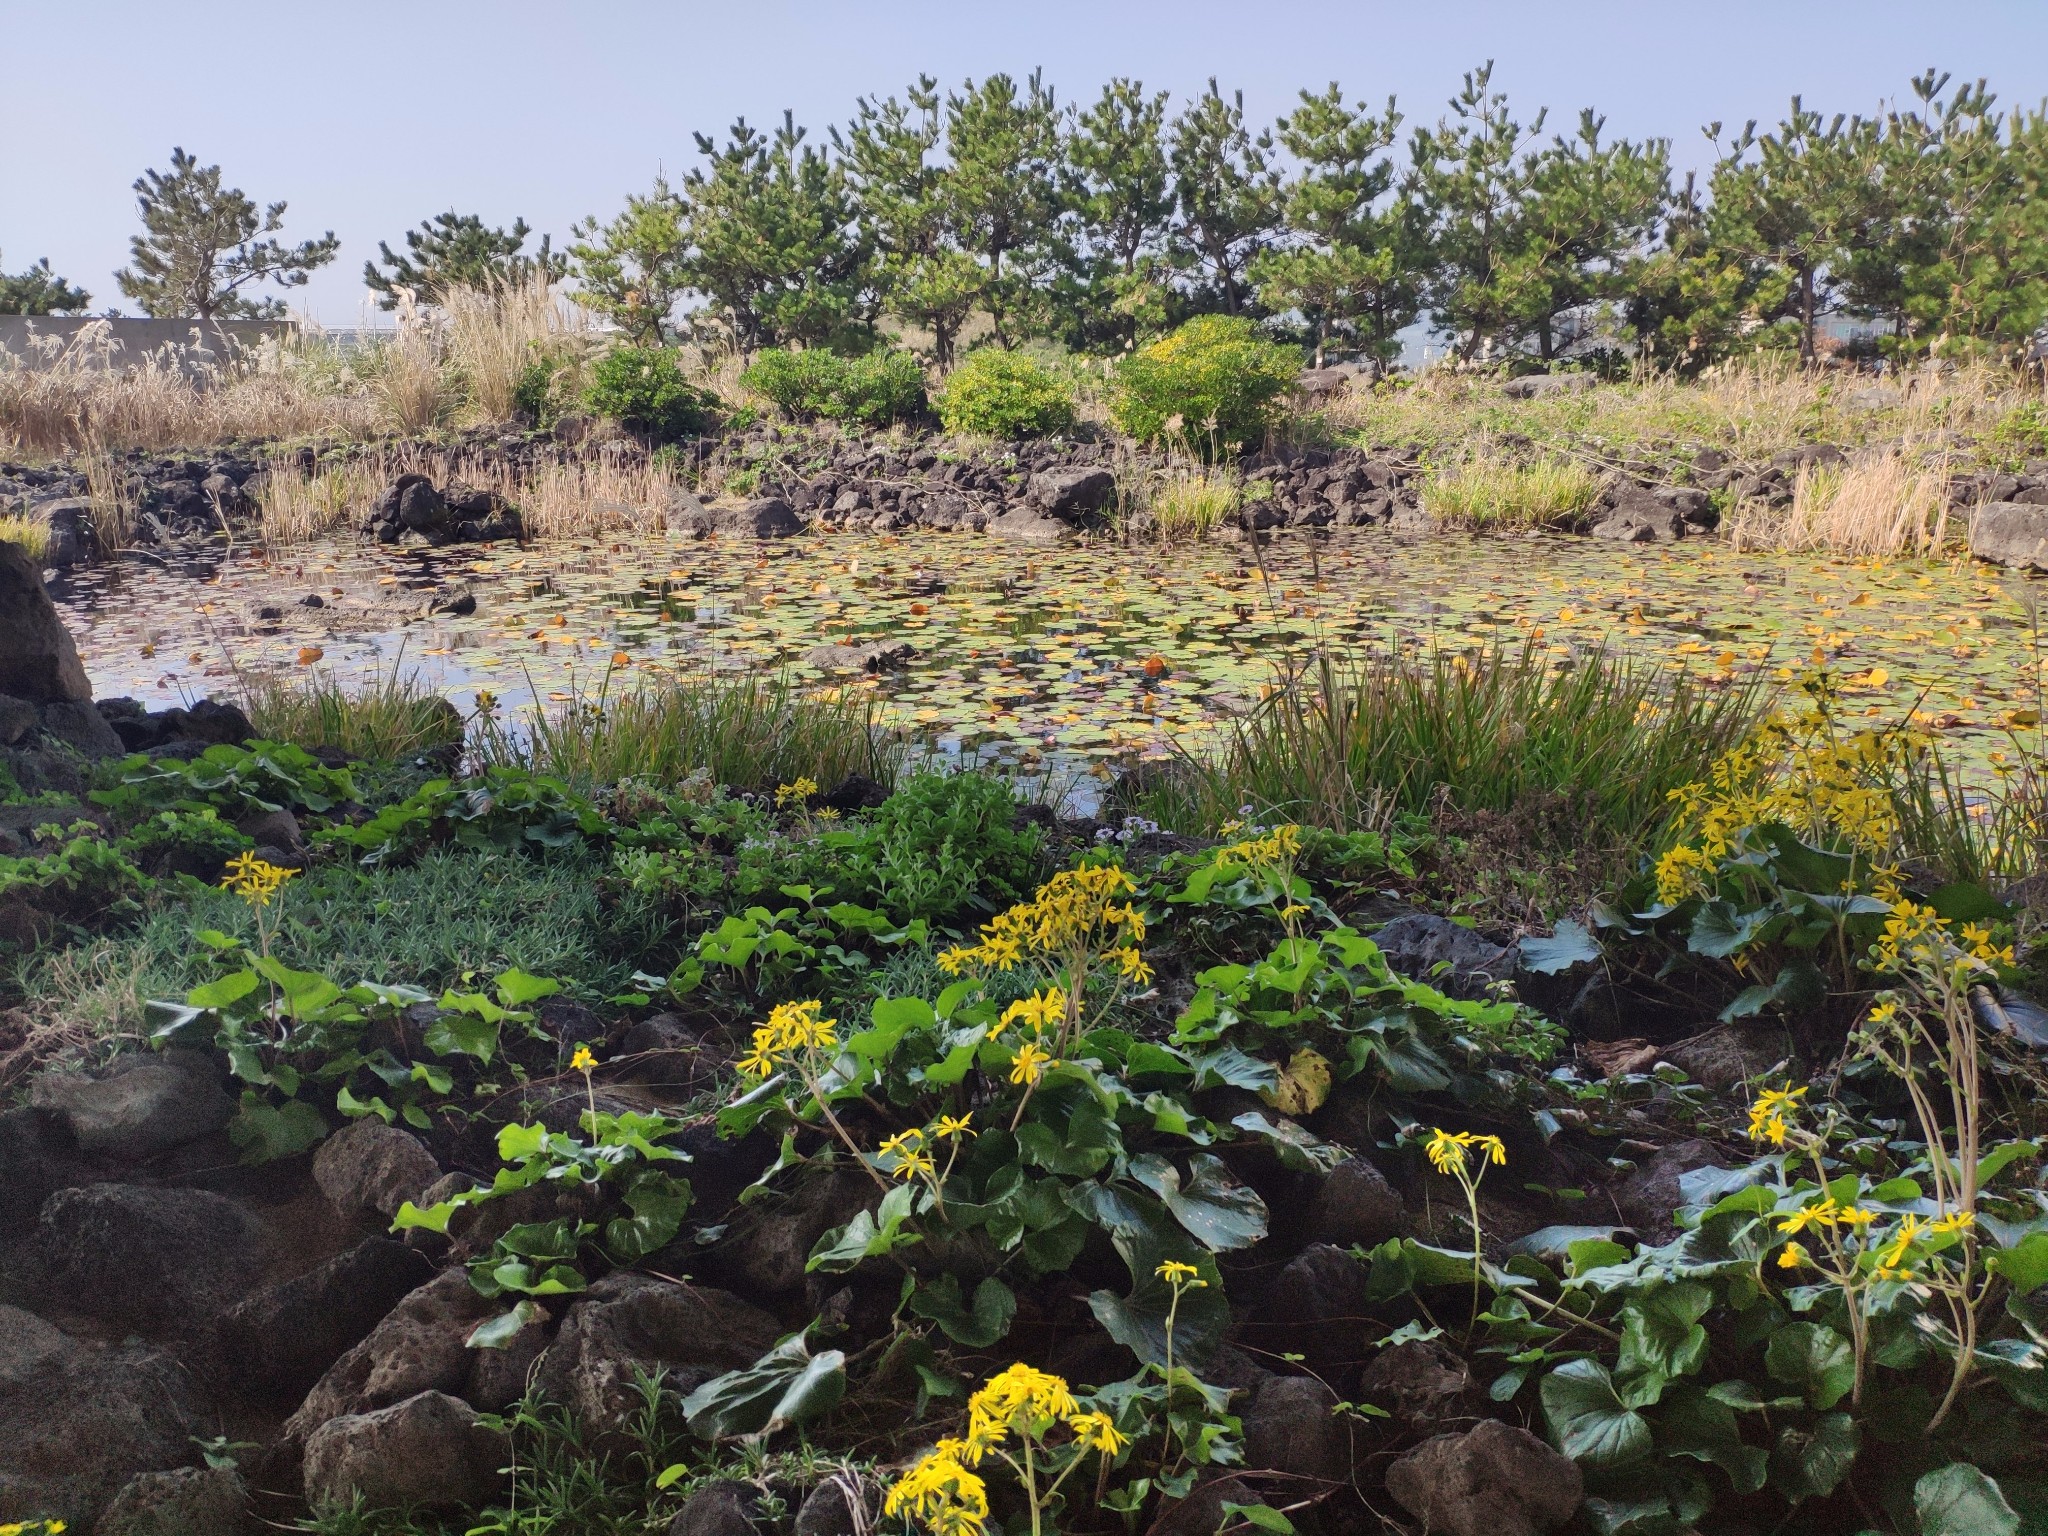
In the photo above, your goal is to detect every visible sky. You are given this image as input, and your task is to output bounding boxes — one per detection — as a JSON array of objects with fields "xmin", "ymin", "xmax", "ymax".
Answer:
[{"xmin": 5, "ymin": 1, "xmax": 2047, "ymax": 326}]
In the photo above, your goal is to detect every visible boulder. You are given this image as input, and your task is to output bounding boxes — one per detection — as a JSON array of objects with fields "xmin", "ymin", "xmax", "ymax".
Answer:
[
  {"xmin": 29, "ymin": 1049, "xmax": 233, "ymax": 1160},
  {"xmin": 313, "ymin": 1119, "xmax": 442, "ymax": 1219},
  {"xmin": 398, "ymin": 480, "xmax": 449, "ymax": 531},
  {"xmin": 988, "ymin": 508, "xmax": 1073, "ymax": 544},
  {"xmin": 0, "ymin": 1305, "xmax": 202, "ymax": 1530},
  {"xmin": 218, "ymin": 1238, "xmax": 436, "ymax": 1399},
  {"xmin": 1384, "ymin": 1419, "xmax": 1583, "ymax": 1536},
  {"xmin": 536, "ymin": 1272, "xmax": 782, "ymax": 1439},
  {"xmin": 721, "ymin": 498, "xmax": 804, "ymax": 539},
  {"xmin": 1612, "ymin": 1138, "xmax": 1727, "ymax": 1238},
  {"xmin": 1970, "ymin": 502, "xmax": 2048, "ymax": 570},
  {"xmin": 1662, "ymin": 1020, "xmax": 1788, "ymax": 1092},
  {"xmin": 39, "ymin": 1183, "xmax": 271, "ymax": 1334},
  {"xmin": 36, "ymin": 497, "xmax": 95, "ymax": 567},
  {"xmin": 669, "ymin": 1478, "xmax": 764, "ymax": 1536},
  {"xmin": 1373, "ymin": 912, "xmax": 1516, "ymax": 998},
  {"xmin": 805, "ymin": 639, "xmax": 915, "ymax": 673},
  {"xmin": 0, "ymin": 692, "xmax": 37, "ymax": 745},
  {"xmin": 1501, "ymin": 373, "xmax": 1594, "ymax": 400},
  {"xmin": 1239, "ymin": 1374, "xmax": 1352, "ymax": 1482},
  {"xmin": 1358, "ymin": 1337, "xmax": 1475, "ymax": 1430},
  {"xmin": 793, "ymin": 1477, "xmax": 865, "ymax": 1536},
  {"xmin": 1306, "ymin": 1155, "xmax": 1405, "ymax": 1247},
  {"xmin": 302, "ymin": 1389, "xmax": 508, "ymax": 1512},
  {"xmin": 36, "ymin": 697, "xmax": 125, "ymax": 757},
  {"xmin": 0, "ymin": 542, "xmax": 91, "ymax": 702},
  {"xmin": 99, "ymin": 1465, "xmax": 247, "ymax": 1536},
  {"xmin": 1590, "ymin": 485, "xmax": 1689, "ymax": 543},
  {"xmin": 285, "ymin": 1269, "xmax": 496, "ymax": 1440},
  {"xmin": 708, "ymin": 1165, "xmax": 877, "ymax": 1298},
  {"xmin": 1027, "ymin": 466, "xmax": 1115, "ymax": 519}
]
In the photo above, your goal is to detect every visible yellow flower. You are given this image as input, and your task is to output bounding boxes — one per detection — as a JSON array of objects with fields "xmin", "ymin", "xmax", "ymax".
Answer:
[
  {"xmin": 1880, "ymin": 1214, "xmax": 1926, "ymax": 1272},
  {"xmin": 220, "ymin": 851, "xmax": 298, "ymax": 907},
  {"xmin": 1835, "ymin": 1205, "xmax": 1878, "ymax": 1227},
  {"xmin": 1155, "ymin": 1259, "xmax": 1201, "ymax": 1284},
  {"xmin": 1473, "ymin": 1134, "xmax": 1508, "ymax": 1166},
  {"xmin": 999, "ymin": 988, "xmax": 1066, "ymax": 1035},
  {"xmin": 967, "ymin": 1363, "xmax": 1079, "ymax": 1452},
  {"xmin": 1777, "ymin": 1241, "xmax": 1810, "ymax": 1270},
  {"xmin": 1745, "ymin": 1085, "xmax": 1807, "ymax": 1147},
  {"xmin": 879, "ymin": 1128, "xmax": 926, "ymax": 1158},
  {"xmin": 1777, "ymin": 1198, "xmax": 1839, "ymax": 1236},
  {"xmin": 1929, "ymin": 1210, "xmax": 1975, "ymax": 1236},
  {"xmin": 892, "ymin": 1146, "xmax": 936, "ymax": 1181},
  {"xmin": 932, "ymin": 1114, "xmax": 975, "ymax": 1140},
  {"xmin": 1066, "ymin": 1409, "xmax": 1128, "ymax": 1455},
  {"xmin": 1009, "ymin": 1040, "xmax": 1054, "ymax": 1085},
  {"xmin": 570, "ymin": 1045, "xmax": 596, "ymax": 1073},
  {"xmin": 774, "ymin": 776, "xmax": 820, "ymax": 807},
  {"xmin": 884, "ymin": 1444, "xmax": 989, "ymax": 1535}
]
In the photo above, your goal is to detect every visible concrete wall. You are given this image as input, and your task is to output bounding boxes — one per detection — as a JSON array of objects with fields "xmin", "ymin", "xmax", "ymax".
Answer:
[{"xmin": 0, "ymin": 316, "xmax": 295, "ymax": 373}]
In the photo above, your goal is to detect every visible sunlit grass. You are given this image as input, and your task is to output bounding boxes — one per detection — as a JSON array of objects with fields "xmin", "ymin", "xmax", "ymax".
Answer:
[{"xmin": 1423, "ymin": 456, "xmax": 1601, "ymax": 530}]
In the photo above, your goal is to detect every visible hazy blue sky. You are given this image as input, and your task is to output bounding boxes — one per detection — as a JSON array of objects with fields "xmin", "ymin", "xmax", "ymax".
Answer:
[{"xmin": 5, "ymin": 1, "xmax": 2046, "ymax": 324}]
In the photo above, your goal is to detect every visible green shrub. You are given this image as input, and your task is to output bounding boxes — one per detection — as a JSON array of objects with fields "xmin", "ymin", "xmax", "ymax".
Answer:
[
  {"xmin": 742, "ymin": 347, "xmax": 925, "ymax": 427},
  {"xmin": 1110, "ymin": 315, "xmax": 1300, "ymax": 455},
  {"xmin": 934, "ymin": 350, "xmax": 1076, "ymax": 438},
  {"xmin": 582, "ymin": 346, "xmax": 718, "ymax": 442}
]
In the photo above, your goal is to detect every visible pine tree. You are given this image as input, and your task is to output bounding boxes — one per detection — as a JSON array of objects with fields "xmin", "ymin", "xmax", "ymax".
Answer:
[
  {"xmin": 114, "ymin": 148, "xmax": 337, "ymax": 320},
  {"xmin": 684, "ymin": 112, "xmax": 870, "ymax": 356},
  {"xmin": 835, "ymin": 78, "xmax": 981, "ymax": 370},
  {"xmin": 362, "ymin": 212, "xmax": 565, "ymax": 308},
  {"xmin": 943, "ymin": 71, "xmax": 1067, "ymax": 347},
  {"xmin": 1065, "ymin": 79, "xmax": 1177, "ymax": 349},
  {"xmin": 1169, "ymin": 82, "xmax": 1284, "ymax": 316},
  {"xmin": 1251, "ymin": 84, "xmax": 1423, "ymax": 369},
  {"xmin": 568, "ymin": 176, "xmax": 692, "ymax": 345},
  {"xmin": 0, "ymin": 256, "xmax": 91, "ymax": 315}
]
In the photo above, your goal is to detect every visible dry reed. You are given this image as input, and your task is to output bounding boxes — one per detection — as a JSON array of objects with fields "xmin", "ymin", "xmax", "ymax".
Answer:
[
  {"xmin": 442, "ymin": 277, "xmax": 593, "ymax": 422},
  {"xmin": 1733, "ymin": 452, "xmax": 1954, "ymax": 557}
]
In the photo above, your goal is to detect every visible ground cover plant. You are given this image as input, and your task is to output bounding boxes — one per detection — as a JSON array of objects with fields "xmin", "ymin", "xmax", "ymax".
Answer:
[{"xmin": 2, "ymin": 645, "xmax": 2045, "ymax": 1536}]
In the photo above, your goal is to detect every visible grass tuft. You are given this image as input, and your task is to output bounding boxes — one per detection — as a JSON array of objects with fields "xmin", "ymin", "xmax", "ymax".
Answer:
[
  {"xmin": 0, "ymin": 514, "xmax": 49, "ymax": 560},
  {"xmin": 1423, "ymin": 456, "xmax": 1600, "ymax": 530},
  {"xmin": 1131, "ymin": 643, "xmax": 1761, "ymax": 864},
  {"xmin": 479, "ymin": 670, "xmax": 902, "ymax": 793},
  {"xmin": 236, "ymin": 665, "xmax": 466, "ymax": 762}
]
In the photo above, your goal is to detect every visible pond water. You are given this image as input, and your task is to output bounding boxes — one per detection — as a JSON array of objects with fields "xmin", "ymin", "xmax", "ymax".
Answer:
[{"xmin": 49, "ymin": 527, "xmax": 2042, "ymax": 788}]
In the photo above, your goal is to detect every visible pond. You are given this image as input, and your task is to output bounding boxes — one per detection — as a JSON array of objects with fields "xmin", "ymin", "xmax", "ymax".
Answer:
[{"xmin": 49, "ymin": 527, "xmax": 2043, "ymax": 789}]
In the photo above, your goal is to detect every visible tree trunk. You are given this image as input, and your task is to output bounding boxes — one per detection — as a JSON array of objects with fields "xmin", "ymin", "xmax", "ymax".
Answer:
[{"xmin": 1800, "ymin": 267, "xmax": 1817, "ymax": 366}]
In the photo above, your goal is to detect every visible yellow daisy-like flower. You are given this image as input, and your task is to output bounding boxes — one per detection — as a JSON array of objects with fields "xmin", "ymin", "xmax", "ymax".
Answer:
[
  {"xmin": 570, "ymin": 1045, "xmax": 596, "ymax": 1073},
  {"xmin": 1745, "ymin": 1085, "xmax": 1808, "ymax": 1147},
  {"xmin": 1777, "ymin": 1241, "xmax": 1810, "ymax": 1270},
  {"xmin": 774, "ymin": 776, "xmax": 820, "ymax": 807},
  {"xmin": 932, "ymin": 1114, "xmax": 975, "ymax": 1140},
  {"xmin": 892, "ymin": 1146, "xmax": 937, "ymax": 1181},
  {"xmin": 1066, "ymin": 1409, "xmax": 1128, "ymax": 1455},
  {"xmin": 1929, "ymin": 1210, "xmax": 1975, "ymax": 1236},
  {"xmin": 999, "ymin": 988, "xmax": 1066, "ymax": 1035},
  {"xmin": 220, "ymin": 850, "xmax": 298, "ymax": 907},
  {"xmin": 1880, "ymin": 1214, "xmax": 1926, "ymax": 1272},
  {"xmin": 1835, "ymin": 1205, "xmax": 1878, "ymax": 1227},
  {"xmin": 1009, "ymin": 1040, "xmax": 1055, "ymax": 1085},
  {"xmin": 1777, "ymin": 1198, "xmax": 1839, "ymax": 1236},
  {"xmin": 1155, "ymin": 1259, "xmax": 1201, "ymax": 1284}
]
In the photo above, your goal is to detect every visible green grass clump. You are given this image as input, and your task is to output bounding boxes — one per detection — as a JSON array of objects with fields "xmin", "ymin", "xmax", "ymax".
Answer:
[
  {"xmin": 1145, "ymin": 466, "xmax": 1240, "ymax": 540},
  {"xmin": 237, "ymin": 668, "xmax": 466, "ymax": 762},
  {"xmin": 484, "ymin": 672, "xmax": 901, "ymax": 794},
  {"xmin": 1422, "ymin": 456, "xmax": 1601, "ymax": 529},
  {"xmin": 1133, "ymin": 643, "xmax": 1760, "ymax": 862},
  {"xmin": 0, "ymin": 515, "xmax": 50, "ymax": 560},
  {"xmin": 934, "ymin": 349, "xmax": 1076, "ymax": 438}
]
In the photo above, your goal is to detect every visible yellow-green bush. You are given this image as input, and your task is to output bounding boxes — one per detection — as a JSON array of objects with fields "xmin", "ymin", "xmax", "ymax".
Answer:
[
  {"xmin": 934, "ymin": 350, "xmax": 1076, "ymax": 438},
  {"xmin": 1109, "ymin": 315, "xmax": 1300, "ymax": 456}
]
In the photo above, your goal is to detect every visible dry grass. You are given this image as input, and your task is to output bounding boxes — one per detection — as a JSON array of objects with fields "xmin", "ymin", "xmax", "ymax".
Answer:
[
  {"xmin": 0, "ymin": 322, "xmax": 377, "ymax": 459},
  {"xmin": 258, "ymin": 441, "xmax": 679, "ymax": 544},
  {"xmin": 443, "ymin": 276, "xmax": 594, "ymax": 422},
  {"xmin": 1731, "ymin": 451, "xmax": 1955, "ymax": 557},
  {"xmin": 1422, "ymin": 455, "xmax": 1602, "ymax": 530},
  {"xmin": 1321, "ymin": 355, "xmax": 2033, "ymax": 476}
]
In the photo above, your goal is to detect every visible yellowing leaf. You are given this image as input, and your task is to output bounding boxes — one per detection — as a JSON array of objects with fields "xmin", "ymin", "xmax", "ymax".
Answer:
[{"xmin": 1261, "ymin": 1047, "xmax": 1333, "ymax": 1117}]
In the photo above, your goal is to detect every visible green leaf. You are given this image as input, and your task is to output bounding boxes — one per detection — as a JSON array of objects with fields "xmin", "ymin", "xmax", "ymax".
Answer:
[
  {"xmin": 1989, "ymin": 1232, "xmax": 2048, "ymax": 1296},
  {"xmin": 604, "ymin": 1171, "xmax": 694, "ymax": 1263},
  {"xmin": 1657, "ymin": 1386, "xmax": 1767, "ymax": 1495},
  {"xmin": 1541, "ymin": 1359, "xmax": 1653, "ymax": 1469},
  {"xmin": 1916, "ymin": 1463, "xmax": 2021, "ymax": 1536},
  {"xmin": 1231, "ymin": 1111, "xmax": 1347, "ymax": 1173},
  {"xmin": 1689, "ymin": 901, "xmax": 1769, "ymax": 959},
  {"xmin": 681, "ymin": 1333, "xmax": 846, "ymax": 1441},
  {"xmin": 467, "ymin": 1300, "xmax": 542, "ymax": 1350},
  {"xmin": 227, "ymin": 1095, "xmax": 327, "ymax": 1164},
  {"xmin": 1770, "ymin": 1411, "xmax": 1858, "ymax": 1502},
  {"xmin": 1765, "ymin": 1322, "xmax": 1856, "ymax": 1410},
  {"xmin": 187, "ymin": 970, "xmax": 259, "ymax": 1010},
  {"xmin": 1618, "ymin": 1282, "xmax": 1713, "ymax": 1393},
  {"xmin": 1519, "ymin": 919, "xmax": 1600, "ymax": 974},
  {"xmin": 493, "ymin": 967, "xmax": 561, "ymax": 1006},
  {"xmin": 425, "ymin": 1009, "xmax": 499, "ymax": 1064},
  {"xmin": 1218, "ymin": 1503, "xmax": 1297, "ymax": 1534},
  {"xmin": 905, "ymin": 1274, "xmax": 1016, "ymax": 1348},
  {"xmin": 1129, "ymin": 1153, "xmax": 1269, "ymax": 1251}
]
